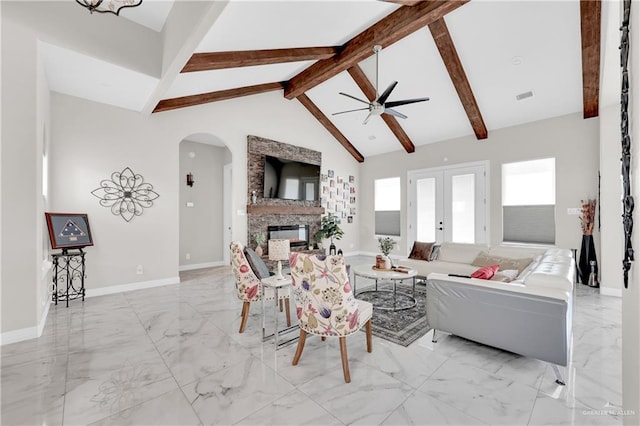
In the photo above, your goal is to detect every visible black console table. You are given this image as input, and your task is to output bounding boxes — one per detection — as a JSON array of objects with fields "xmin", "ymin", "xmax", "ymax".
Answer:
[{"xmin": 51, "ymin": 249, "xmax": 86, "ymax": 307}]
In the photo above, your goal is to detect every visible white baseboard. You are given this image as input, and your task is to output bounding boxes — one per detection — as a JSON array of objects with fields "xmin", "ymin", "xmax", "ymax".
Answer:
[
  {"xmin": 599, "ymin": 287, "xmax": 623, "ymax": 297},
  {"xmin": 1, "ymin": 288, "xmax": 52, "ymax": 346},
  {"xmin": 178, "ymin": 261, "xmax": 226, "ymax": 272},
  {"xmin": 85, "ymin": 276, "xmax": 180, "ymax": 298},
  {"xmin": 0, "ymin": 325, "xmax": 40, "ymax": 346},
  {"xmin": 1, "ymin": 276, "xmax": 180, "ymax": 346}
]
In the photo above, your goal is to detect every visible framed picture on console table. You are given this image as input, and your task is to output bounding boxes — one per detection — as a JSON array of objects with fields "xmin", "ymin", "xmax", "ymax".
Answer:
[{"xmin": 45, "ymin": 212, "xmax": 94, "ymax": 250}]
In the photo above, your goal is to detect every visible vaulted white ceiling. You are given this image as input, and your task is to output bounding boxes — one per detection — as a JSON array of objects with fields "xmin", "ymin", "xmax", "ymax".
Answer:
[{"xmin": 8, "ymin": 0, "xmax": 615, "ymax": 160}]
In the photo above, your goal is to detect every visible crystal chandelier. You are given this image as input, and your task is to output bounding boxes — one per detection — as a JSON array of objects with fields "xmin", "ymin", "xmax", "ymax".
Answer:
[{"xmin": 75, "ymin": 0, "xmax": 143, "ymax": 16}]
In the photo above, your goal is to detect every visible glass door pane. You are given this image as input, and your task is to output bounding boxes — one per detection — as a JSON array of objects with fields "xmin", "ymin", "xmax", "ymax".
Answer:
[
  {"xmin": 416, "ymin": 177, "xmax": 436, "ymax": 241},
  {"xmin": 450, "ymin": 173, "xmax": 475, "ymax": 243}
]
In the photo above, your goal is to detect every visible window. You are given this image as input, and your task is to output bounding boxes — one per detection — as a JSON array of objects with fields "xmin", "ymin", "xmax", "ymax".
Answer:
[
  {"xmin": 375, "ymin": 177, "xmax": 401, "ymax": 236},
  {"xmin": 502, "ymin": 158, "xmax": 555, "ymax": 244}
]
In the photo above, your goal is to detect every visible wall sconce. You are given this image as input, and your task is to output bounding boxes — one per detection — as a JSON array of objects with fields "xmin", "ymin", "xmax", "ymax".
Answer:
[{"xmin": 186, "ymin": 173, "xmax": 194, "ymax": 187}]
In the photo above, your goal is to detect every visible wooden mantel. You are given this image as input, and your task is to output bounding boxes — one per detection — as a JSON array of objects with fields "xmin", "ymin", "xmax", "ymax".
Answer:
[{"xmin": 247, "ymin": 205, "xmax": 324, "ymax": 215}]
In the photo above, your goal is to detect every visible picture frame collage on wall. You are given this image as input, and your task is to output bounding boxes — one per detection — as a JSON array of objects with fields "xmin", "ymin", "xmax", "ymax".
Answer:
[{"xmin": 321, "ymin": 170, "xmax": 356, "ymax": 223}]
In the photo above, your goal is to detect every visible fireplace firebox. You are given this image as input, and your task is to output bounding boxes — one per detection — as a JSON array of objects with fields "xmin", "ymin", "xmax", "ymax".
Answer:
[{"xmin": 267, "ymin": 225, "xmax": 309, "ymax": 249}]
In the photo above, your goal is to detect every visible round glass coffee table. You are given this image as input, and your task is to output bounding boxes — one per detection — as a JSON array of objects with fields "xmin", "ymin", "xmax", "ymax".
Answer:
[{"xmin": 352, "ymin": 264, "xmax": 417, "ymax": 311}]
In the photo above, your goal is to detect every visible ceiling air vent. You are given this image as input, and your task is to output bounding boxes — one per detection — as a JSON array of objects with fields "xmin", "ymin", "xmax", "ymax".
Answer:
[{"xmin": 516, "ymin": 91, "xmax": 534, "ymax": 101}]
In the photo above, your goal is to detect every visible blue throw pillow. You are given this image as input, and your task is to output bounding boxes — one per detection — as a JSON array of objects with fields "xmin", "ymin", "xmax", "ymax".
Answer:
[{"xmin": 244, "ymin": 247, "xmax": 271, "ymax": 279}]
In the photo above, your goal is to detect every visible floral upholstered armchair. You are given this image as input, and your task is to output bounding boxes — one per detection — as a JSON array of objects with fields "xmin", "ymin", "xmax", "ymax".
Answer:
[
  {"xmin": 230, "ymin": 241, "xmax": 290, "ymax": 333},
  {"xmin": 288, "ymin": 252, "xmax": 373, "ymax": 383}
]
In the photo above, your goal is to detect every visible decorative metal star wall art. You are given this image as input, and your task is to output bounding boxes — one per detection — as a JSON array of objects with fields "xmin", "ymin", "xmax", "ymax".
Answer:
[{"xmin": 91, "ymin": 167, "xmax": 159, "ymax": 222}]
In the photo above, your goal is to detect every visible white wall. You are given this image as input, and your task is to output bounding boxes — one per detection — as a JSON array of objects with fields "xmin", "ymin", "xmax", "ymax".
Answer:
[
  {"xmin": 359, "ymin": 112, "xmax": 600, "ymax": 257},
  {"xmin": 179, "ymin": 140, "xmax": 227, "ymax": 268},
  {"xmin": 0, "ymin": 19, "xmax": 48, "ymax": 339}
]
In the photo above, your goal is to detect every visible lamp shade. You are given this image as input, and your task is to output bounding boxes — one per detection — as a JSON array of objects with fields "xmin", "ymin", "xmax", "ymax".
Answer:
[{"xmin": 268, "ymin": 239, "xmax": 290, "ymax": 261}]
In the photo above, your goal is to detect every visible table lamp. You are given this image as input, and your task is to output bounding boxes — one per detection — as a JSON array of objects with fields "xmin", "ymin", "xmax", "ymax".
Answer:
[{"xmin": 269, "ymin": 239, "xmax": 290, "ymax": 280}]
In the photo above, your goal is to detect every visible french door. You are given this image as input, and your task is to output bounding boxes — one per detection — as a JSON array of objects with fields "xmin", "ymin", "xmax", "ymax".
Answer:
[{"xmin": 407, "ymin": 162, "xmax": 488, "ymax": 249}]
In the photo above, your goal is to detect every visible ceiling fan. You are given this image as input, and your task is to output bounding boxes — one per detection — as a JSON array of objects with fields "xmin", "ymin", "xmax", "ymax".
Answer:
[{"xmin": 333, "ymin": 45, "xmax": 430, "ymax": 125}]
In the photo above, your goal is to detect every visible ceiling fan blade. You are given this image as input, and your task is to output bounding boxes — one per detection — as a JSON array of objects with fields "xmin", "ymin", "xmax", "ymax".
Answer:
[
  {"xmin": 376, "ymin": 81, "xmax": 398, "ymax": 105},
  {"xmin": 384, "ymin": 97, "xmax": 430, "ymax": 108},
  {"xmin": 332, "ymin": 107, "xmax": 370, "ymax": 116},
  {"xmin": 384, "ymin": 108, "xmax": 408, "ymax": 120},
  {"xmin": 363, "ymin": 111, "xmax": 375, "ymax": 125},
  {"xmin": 339, "ymin": 92, "xmax": 371, "ymax": 106}
]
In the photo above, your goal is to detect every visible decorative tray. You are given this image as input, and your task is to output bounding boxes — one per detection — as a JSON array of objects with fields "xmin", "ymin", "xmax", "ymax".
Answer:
[{"xmin": 371, "ymin": 266, "xmax": 413, "ymax": 273}]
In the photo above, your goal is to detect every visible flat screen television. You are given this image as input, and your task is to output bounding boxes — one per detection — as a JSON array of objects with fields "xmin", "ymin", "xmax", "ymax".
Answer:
[{"xmin": 263, "ymin": 155, "xmax": 320, "ymax": 201}]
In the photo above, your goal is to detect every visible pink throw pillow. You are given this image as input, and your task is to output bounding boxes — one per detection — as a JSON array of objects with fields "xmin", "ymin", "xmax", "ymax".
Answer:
[{"xmin": 471, "ymin": 264, "xmax": 500, "ymax": 280}]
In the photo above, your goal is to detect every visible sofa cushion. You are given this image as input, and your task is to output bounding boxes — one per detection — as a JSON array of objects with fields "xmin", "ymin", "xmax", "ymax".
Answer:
[
  {"xmin": 491, "ymin": 269, "xmax": 520, "ymax": 283},
  {"xmin": 488, "ymin": 245, "xmax": 546, "ymax": 259},
  {"xmin": 409, "ymin": 241, "xmax": 435, "ymax": 261},
  {"xmin": 244, "ymin": 247, "xmax": 271, "ymax": 279},
  {"xmin": 437, "ymin": 242, "xmax": 489, "ymax": 264},
  {"xmin": 471, "ymin": 264, "xmax": 500, "ymax": 279},
  {"xmin": 472, "ymin": 251, "xmax": 533, "ymax": 273},
  {"xmin": 430, "ymin": 244, "xmax": 441, "ymax": 261}
]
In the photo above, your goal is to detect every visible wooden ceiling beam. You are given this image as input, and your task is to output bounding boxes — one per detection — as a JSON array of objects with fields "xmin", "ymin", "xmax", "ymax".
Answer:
[
  {"xmin": 347, "ymin": 65, "xmax": 415, "ymax": 153},
  {"xmin": 296, "ymin": 94, "xmax": 365, "ymax": 163},
  {"xmin": 182, "ymin": 47, "xmax": 341, "ymax": 73},
  {"xmin": 428, "ymin": 18, "xmax": 487, "ymax": 139},
  {"xmin": 153, "ymin": 82, "xmax": 284, "ymax": 113},
  {"xmin": 284, "ymin": 0, "xmax": 469, "ymax": 100},
  {"xmin": 580, "ymin": 0, "xmax": 601, "ymax": 118}
]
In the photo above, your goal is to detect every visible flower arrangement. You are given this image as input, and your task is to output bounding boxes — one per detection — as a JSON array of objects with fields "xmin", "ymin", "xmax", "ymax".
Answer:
[
  {"xmin": 580, "ymin": 198, "xmax": 596, "ymax": 236},
  {"xmin": 378, "ymin": 236, "xmax": 397, "ymax": 256}
]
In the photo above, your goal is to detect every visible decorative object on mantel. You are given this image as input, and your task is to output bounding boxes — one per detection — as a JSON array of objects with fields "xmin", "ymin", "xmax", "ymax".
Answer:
[
  {"xmin": 578, "ymin": 198, "xmax": 598, "ymax": 286},
  {"xmin": 268, "ymin": 239, "xmax": 290, "ymax": 280},
  {"xmin": 378, "ymin": 236, "xmax": 397, "ymax": 269},
  {"xmin": 251, "ymin": 190, "xmax": 257, "ymax": 204},
  {"xmin": 620, "ymin": 0, "xmax": 634, "ymax": 288},
  {"xmin": 252, "ymin": 232, "xmax": 266, "ymax": 256},
  {"xmin": 91, "ymin": 167, "xmax": 159, "ymax": 222},
  {"xmin": 75, "ymin": 0, "xmax": 143, "ymax": 15},
  {"xmin": 319, "ymin": 213, "xmax": 344, "ymax": 255},
  {"xmin": 186, "ymin": 173, "xmax": 194, "ymax": 187}
]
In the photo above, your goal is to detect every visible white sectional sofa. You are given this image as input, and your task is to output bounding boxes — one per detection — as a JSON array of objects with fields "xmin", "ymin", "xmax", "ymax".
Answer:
[{"xmin": 399, "ymin": 242, "xmax": 575, "ymax": 384}]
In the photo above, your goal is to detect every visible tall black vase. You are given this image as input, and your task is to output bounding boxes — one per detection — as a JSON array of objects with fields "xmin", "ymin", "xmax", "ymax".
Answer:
[{"xmin": 578, "ymin": 234, "xmax": 598, "ymax": 286}]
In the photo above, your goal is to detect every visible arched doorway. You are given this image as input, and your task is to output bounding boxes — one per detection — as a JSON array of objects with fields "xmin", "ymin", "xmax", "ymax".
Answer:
[{"xmin": 178, "ymin": 133, "xmax": 232, "ymax": 271}]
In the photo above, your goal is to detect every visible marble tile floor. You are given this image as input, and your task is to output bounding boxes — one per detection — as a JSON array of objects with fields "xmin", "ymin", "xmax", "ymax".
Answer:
[{"xmin": 1, "ymin": 256, "xmax": 623, "ymax": 425}]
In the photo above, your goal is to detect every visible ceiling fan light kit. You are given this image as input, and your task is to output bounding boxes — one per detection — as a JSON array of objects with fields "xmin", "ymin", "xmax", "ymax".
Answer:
[
  {"xmin": 75, "ymin": 0, "xmax": 143, "ymax": 16},
  {"xmin": 333, "ymin": 45, "xmax": 429, "ymax": 125}
]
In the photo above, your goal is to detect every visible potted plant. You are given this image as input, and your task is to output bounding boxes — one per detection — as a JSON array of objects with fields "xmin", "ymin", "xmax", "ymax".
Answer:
[
  {"xmin": 378, "ymin": 236, "xmax": 397, "ymax": 269},
  {"xmin": 313, "ymin": 229, "xmax": 325, "ymax": 249},
  {"xmin": 252, "ymin": 232, "xmax": 266, "ymax": 256},
  {"xmin": 319, "ymin": 214, "xmax": 344, "ymax": 254}
]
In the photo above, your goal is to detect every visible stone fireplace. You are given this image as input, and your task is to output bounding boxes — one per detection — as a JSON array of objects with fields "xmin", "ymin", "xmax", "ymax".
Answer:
[{"xmin": 246, "ymin": 135, "xmax": 324, "ymax": 258}]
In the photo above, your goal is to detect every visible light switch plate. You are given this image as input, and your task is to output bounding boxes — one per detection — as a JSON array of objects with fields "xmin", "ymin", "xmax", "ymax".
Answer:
[
  {"xmin": 567, "ymin": 208, "xmax": 581, "ymax": 215},
  {"xmin": 186, "ymin": 202, "xmax": 194, "ymax": 207}
]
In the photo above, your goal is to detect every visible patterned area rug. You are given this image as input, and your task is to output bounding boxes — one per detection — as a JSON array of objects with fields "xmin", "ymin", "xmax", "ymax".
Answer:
[{"xmin": 356, "ymin": 280, "xmax": 430, "ymax": 347}]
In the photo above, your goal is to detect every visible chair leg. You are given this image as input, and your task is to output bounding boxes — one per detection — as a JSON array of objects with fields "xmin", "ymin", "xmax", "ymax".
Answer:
[
  {"xmin": 292, "ymin": 329, "xmax": 307, "ymax": 366},
  {"xmin": 339, "ymin": 337, "xmax": 351, "ymax": 383},
  {"xmin": 365, "ymin": 319, "xmax": 372, "ymax": 353},
  {"xmin": 279, "ymin": 299, "xmax": 283, "ymax": 312},
  {"xmin": 284, "ymin": 298, "xmax": 291, "ymax": 327},
  {"xmin": 239, "ymin": 301, "xmax": 250, "ymax": 333}
]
